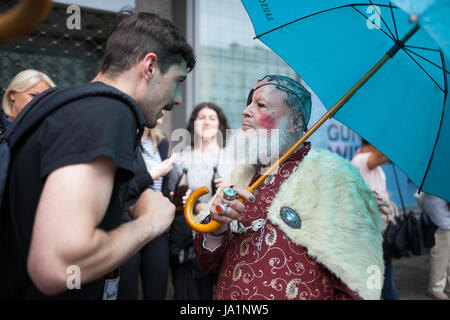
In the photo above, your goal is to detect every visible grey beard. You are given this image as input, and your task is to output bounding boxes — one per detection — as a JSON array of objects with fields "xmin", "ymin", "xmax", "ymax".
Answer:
[{"xmin": 223, "ymin": 120, "xmax": 299, "ymax": 171}]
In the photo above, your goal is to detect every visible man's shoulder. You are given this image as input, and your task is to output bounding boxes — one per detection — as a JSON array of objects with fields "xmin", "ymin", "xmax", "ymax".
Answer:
[
  {"xmin": 45, "ymin": 88, "xmax": 137, "ymax": 127},
  {"xmin": 63, "ymin": 83, "xmax": 134, "ymax": 107},
  {"xmin": 53, "ymin": 82, "xmax": 137, "ymax": 112}
]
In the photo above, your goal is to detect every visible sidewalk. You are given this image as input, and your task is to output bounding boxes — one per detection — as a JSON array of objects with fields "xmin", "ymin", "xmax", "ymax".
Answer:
[{"xmin": 392, "ymin": 249, "xmax": 433, "ymax": 300}]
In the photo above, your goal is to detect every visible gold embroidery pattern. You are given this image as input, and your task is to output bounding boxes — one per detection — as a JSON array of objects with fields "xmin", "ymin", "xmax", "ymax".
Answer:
[
  {"xmin": 240, "ymin": 239, "xmax": 249, "ymax": 257},
  {"xmin": 217, "ymin": 222, "xmax": 336, "ymax": 299},
  {"xmin": 264, "ymin": 224, "xmax": 277, "ymax": 247},
  {"xmin": 232, "ymin": 261, "xmax": 244, "ymax": 282},
  {"xmin": 286, "ymin": 280, "xmax": 299, "ymax": 299}
]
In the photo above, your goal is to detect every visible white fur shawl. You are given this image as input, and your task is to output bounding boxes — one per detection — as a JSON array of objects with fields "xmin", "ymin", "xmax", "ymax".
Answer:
[{"xmin": 197, "ymin": 147, "xmax": 384, "ymax": 300}]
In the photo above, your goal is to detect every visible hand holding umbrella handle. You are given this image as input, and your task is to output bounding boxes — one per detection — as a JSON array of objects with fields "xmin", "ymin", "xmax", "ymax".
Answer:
[
  {"xmin": 184, "ymin": 186, "xmax": 220, "ymax": 233},
  {"xmin": 184, "ymin": 186, "xmax": 250, "ymax": 233},
  {"xmin": 0, "ymin": 0, "xmax": 53, "ymax": 44}
]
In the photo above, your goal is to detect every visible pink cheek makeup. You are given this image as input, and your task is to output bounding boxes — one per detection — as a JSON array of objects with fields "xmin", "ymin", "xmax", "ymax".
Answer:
[{"xmin": 255, "ymin": 111, "xmax": 276, "ymax": 130}]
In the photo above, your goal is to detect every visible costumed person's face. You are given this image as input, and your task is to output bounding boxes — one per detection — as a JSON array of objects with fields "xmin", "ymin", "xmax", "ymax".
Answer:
[
  {"xmin": 9, "ymin": 80, "xmax": 51, "ymax": 119},
  {"xmin": 226, "ymin": 79, "xmax": 299, "ymax": 167},
  {"xmin": 242, "ymin": 79, "xmax": 291, "ymax": 132},
  {"xmin": 140, "ymin": 60, "xmax": 187, "ymax": 128},
  {"xmin": 194, "ymin": 107, "xmax": 220, "ymax": 141}
]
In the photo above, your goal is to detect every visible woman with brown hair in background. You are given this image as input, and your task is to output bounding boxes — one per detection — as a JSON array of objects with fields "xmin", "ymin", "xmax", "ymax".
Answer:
[{"xmin": 168, "ymin": 102, "xmax": 233, "ymax": 299}]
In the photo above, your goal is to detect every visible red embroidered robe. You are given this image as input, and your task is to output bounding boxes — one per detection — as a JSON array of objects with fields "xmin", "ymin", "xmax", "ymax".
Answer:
[{"xmin": 194, "ymin": 144, "xmax": 361, "ymax": 300}]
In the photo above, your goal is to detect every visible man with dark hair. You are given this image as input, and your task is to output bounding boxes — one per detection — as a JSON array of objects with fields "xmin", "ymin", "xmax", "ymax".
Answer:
[
  {"xmin": 97, "ymin": 9, "xmax": 196, "ymax": 128},
  {"xmin": 100, "ymin": 9, "xmax": 195, "ymax": 78},
  {"xmin": 0, "ymin": 9, "xmax": 195, "ymax": 299}
]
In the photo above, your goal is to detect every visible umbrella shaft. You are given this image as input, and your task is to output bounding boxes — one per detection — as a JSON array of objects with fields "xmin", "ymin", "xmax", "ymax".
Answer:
[{"xmin": 248, "ymin": 24, "xmax": 420, "ymax": 192}]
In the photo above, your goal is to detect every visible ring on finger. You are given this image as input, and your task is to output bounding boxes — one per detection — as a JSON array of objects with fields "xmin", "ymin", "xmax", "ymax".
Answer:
[{"xmin": 215, "ymin": 204, "xmax": 229, "ymax": 216}]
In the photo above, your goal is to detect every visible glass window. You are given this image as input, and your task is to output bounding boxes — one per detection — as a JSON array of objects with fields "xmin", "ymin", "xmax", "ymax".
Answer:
[{"xmin": 195, "ymin": 0, "xmax": 299, "ymax": 129}]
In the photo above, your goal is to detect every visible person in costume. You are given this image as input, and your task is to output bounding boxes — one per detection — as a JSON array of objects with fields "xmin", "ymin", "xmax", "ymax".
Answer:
[{"xmin": 193, "ymin": 75, "xmax": 384, "ymax": 300}]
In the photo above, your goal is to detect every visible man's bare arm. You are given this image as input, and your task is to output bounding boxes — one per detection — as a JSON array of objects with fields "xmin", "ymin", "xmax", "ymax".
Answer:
[{"xmin": 27, "ymin": 156, "xmax": 174, "ymax": 295}]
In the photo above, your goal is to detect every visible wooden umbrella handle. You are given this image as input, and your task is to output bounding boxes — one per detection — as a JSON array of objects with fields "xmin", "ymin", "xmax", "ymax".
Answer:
[
  {"xmin": 0, "ymin": 0, "xmax": 52, "ymax": 44},
  {"xmin": 184, "ymin": 185, "xmax": 251, "ymax": 233},
  {"xmin": 184, "ymin": 186, "xmax": 222, "ymax": 233}
]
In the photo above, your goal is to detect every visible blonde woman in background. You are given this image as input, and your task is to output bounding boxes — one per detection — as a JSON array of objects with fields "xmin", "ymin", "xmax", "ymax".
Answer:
[{"xmin": 1, "ymin": 69, "xmax": 55, "ymax": 134}]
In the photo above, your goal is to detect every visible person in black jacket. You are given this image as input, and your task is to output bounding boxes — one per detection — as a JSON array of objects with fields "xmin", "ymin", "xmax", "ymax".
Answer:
[{"xmin": 1, "ymin": 9, "xmax": 195, "ymax": 299}]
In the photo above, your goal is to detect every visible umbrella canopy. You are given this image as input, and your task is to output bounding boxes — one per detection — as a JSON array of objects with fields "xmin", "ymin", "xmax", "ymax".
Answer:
[{"xmin": 241, "ymin": 0, "xmax": 450, "ymax": 202}]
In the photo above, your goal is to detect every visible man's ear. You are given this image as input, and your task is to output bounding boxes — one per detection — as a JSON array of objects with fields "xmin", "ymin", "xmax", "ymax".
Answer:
[
  {"xmin": 290, "ymin": 113, "xmax": 303, "ymax": 133},
  {"xmin": 141, "ymin": 53, "xmax": 158, "ymax": 82}
]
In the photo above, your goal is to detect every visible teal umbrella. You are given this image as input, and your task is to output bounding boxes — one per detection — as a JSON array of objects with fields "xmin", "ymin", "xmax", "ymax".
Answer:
[{"xmin": 241, "ymin": 0, "xmax": 450, "ymax": 202}]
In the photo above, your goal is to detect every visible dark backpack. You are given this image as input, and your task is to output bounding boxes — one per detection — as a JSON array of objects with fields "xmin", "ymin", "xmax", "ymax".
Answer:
[
  {"xmin": 0, "ymin": 82, "xmax": 145, "ymax": 203},
  {"xmin": 0, "ymin": 82, "xmax": 145, "ymax": 264}
]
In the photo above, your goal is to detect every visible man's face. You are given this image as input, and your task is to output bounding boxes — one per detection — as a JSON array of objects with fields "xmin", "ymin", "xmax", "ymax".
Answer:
[
  {"xmin": 230, "ymin": 79, "xmax": 298, "ymax": 167},
  {"xmin": 242, "ymin": 79, "xmax": 292, "ymax": 134},
  {"xmin": 140, "ymin": 60, "xmax": 188, "ymax": 128}
]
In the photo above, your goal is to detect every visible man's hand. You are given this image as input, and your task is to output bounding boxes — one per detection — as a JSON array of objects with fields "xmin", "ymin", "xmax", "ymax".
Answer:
[
  {"xmin": 201, "ymin": 187, "xmax": 254, "ymax": 251},
  {"xmin": 129, "ymin": 188, "xmax": 175, "ymax": 235},
  {"xmin": 208, "ymin": 187, "xmax": 254, "ymax": 233}
]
